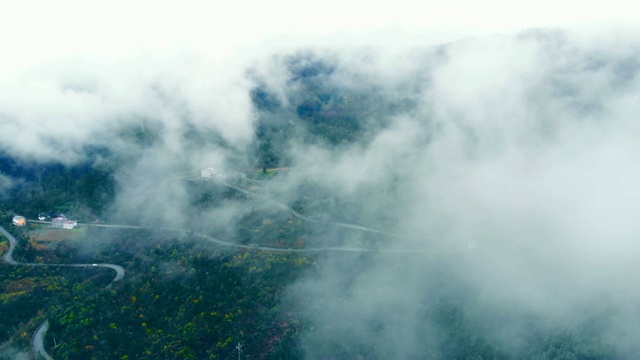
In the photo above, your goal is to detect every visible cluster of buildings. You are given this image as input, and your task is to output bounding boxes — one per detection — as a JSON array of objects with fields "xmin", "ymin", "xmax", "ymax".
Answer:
[
  {"xmin": 11, "ymin": 214, "xmax": 78, "ymax": 229},
  {"xmin": 201, "ymin": 168, "xmax": 224, "ymax": 178},
  {"xmin": 51, "ymin": 216, "xmax": 78, "ymax": 229}
]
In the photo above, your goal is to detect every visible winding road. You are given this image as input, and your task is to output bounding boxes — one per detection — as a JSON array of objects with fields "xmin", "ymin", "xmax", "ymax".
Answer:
[
  {"xmin": 32, "ymin": 320, "xmax": 52, "ymax": 360},
  {"xmin": 219, "ymin": 179, "xmax": 415, "ymax": 239},
  {"xmin": 1, "ymin": 224, "xmax": 18, "ymax": 265},
  {"xmin": 27, "ymin": 220, "xmax": 427, "ymax": 254},
  {"xmin": 1, "ymin": 177, "xmax": 432, "ymax": 359},
  {"xmin": 197, "ymin": 233, "xmax": 428, "ymax": 253},
  {"xmin": 1, "ymin": 224, "xmax": 124, "ymax": 359},
  {"xmin": 1, "ymin": 225, "xmax": 125, "ymax": 283}
]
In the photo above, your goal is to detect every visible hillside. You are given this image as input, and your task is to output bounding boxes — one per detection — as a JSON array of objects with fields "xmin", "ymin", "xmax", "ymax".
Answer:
[{"xmin": 2, "ymin": 32, "xmax": 640, "ymax": 359}]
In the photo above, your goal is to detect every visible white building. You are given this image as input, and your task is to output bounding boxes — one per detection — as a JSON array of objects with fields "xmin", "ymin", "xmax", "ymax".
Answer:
[
  {"xmin": 52, "ymin": 217, "xmax": 65, "ymax": 228},
  {"xmin": 12, "ymin": 215, "xmax": 26, "ymax": 226},
  {"xmin": 201, "ymin": 168, "xmax": 223, "ymax": 178},
  {"xmin": 62, "ymin": 220, "xmax": 78, "ymax": 229},
  {"xmin": 52, "ymin": 217, "xmax": 77, "ymax": 229}
]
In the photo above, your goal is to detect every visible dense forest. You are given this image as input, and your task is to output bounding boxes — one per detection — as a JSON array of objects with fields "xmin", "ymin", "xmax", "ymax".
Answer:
[
  {"xmin": 1, "ymin": 193, "xmax": 618, "ymax": 359},
  {"xmin": 1, "ymin": 50, "xmax": 635, "ymax": 359}
]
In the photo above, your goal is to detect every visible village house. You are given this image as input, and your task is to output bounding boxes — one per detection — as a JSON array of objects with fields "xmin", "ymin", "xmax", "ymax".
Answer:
[
  {"xmin": 12, "ymin": 215, "xmax": 26, "ymax": 226},
  {"xmin": 51, "ymin": 217, "xmax": 78, "ymax": 229},
  {"xmin": 201, "ymin": 168, "xmax": 225, "ymax": 178}
]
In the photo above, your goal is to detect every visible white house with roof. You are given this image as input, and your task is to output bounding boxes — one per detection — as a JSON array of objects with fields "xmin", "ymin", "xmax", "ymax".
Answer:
[
  {"xmin": 12, "ymin": 215, "xmax": 26, "ymax": 226},
  {"xmin": 201, "ymin": 168, "xmax": 224, "ymax": 178},
  {"xmin": 52, "ymin": 217, "xmax": 78, "ymax": 229},
  {"xmin": 62, "ymin": 219, "xmax": 78, "ymax": 229}
]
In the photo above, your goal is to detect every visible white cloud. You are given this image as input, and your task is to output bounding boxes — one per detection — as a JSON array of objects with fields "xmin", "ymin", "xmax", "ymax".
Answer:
[{"xmin": 3, "ymin": 2, "xmax": 640, "ymax": 356}]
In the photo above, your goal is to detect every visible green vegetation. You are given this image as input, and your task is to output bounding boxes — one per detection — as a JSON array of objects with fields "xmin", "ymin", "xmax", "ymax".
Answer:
[
  {"xmin": 0, "ymin": 158, "xmax": 116, "ymax": 221},
  {"xmin": 45, "ymin": 236, "xmax": 312, "ymax": 359},
  {"xmin": 0, "ymin": 185, "xmax": 621, "ymax": 359},
  {"xmin": 0, "ymin": 58, "xmax": 628, "ymax": 358},
  {"xmin": 251, "ymin": 53, "xmax": 413, "ymax": 169},
  {"xmin": 0, "ymin": 265, "xmax": 113, "ymax": 351}
]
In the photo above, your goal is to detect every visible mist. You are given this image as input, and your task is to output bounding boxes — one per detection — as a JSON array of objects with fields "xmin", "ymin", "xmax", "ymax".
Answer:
[
  {"xmin": 275, "ymin": 31, "xmax": 640, "ymax": 357},
  {"xmin": 3, "ymin": 5, "xmax": 640, "ymax": 357}
]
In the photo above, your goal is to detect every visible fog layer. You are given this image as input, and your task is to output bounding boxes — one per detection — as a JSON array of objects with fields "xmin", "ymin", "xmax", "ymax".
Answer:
[{"xmin": 3, "ymin": 28, "xmax": 640, "ymax": 357}]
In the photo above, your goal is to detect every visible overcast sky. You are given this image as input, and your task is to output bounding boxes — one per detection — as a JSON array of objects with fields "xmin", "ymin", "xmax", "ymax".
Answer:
[{"xmin": 2, "ymin": 1, "xmax": 638, "ymax": 68}]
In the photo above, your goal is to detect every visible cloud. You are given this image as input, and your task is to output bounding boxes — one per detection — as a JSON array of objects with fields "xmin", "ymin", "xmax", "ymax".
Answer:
[
  {"xmin": 271, "ymin": 30, "xmax": 640, "ymax": 357},
  {"xmin": 0, "ymin": 345, "xmax": 31, "ymax": 360},
  {"xmin": 3, "ymin": 3, "xmax": 640, "ymax": 356},
  {"xmin": 0, "ymin": 174, "xmax": 16, "ymax": 199},
  {"xmin": 0, "ymin": 53, "xmax": 256, "ymax": 164}
]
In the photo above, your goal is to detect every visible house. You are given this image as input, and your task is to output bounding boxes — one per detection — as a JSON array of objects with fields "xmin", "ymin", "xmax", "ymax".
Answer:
[
  {"xmin": 12, "ymin": 215, "xmax": 26, "ymax": 226},
  {"xmin": 201, "ymin": 168, "xmax": 217, "ymax": 178},
  {"xmin": 62, "ymin": 220, "xmax": 78, "ymax": 229},
  {"xmin": 51, "ymin": 216, "xmax": 78, "ymax": 230},
  {"xmin": 201, "ymin": 168, "xmax": 224, "ymax": 178},
  {"xmin": 51, "ymin": 217, "xmax": 65, "ymax": 228},
  {"xmin": 51, "ymin": 217, "xmax": 78, "ymax": 229}
]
